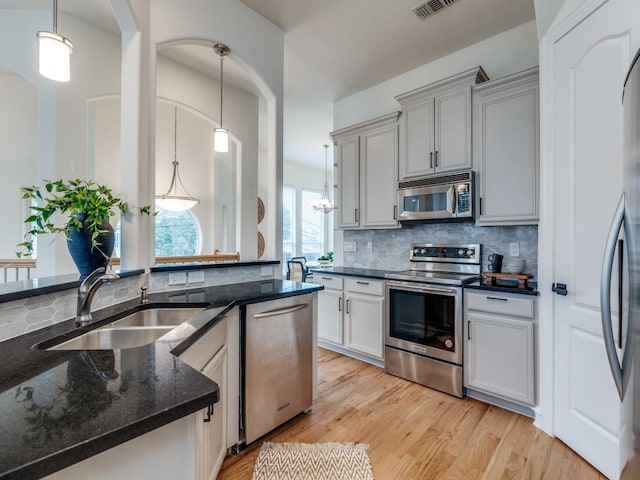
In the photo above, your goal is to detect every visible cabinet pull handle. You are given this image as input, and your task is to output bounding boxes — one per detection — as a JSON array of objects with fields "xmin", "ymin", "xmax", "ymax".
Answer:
[
  {"xmin": 486, "ymin": 296, "xmax": 508, "ymax": 302},
  {"xmin": 346, "ymin": 299, "xmax": 350, "ymax": 314},
  {"xmin": 321, "ymin": 276, "xmax": 333, "ymax": 280},
  {"xmin": 356, "ymin": 281, "xmax": 370, "ymax": 285},
  {"xmin": 468, "ymin": 320, "xmax": 471, "ymax": 340},
  {"xmin": 338, "ymin": 296, "xmax": 343, "ymax": 312},
  {"xmin": 479, "ymin": 197, "xmax": 483, "ymax": 215},
  {"xmin": 435, "ymin": 150, "xmax": 439, "ymax": 167},
  {"xmin": 355, "ymin": 208, "xmax": 359, "ymax": 223},
  {"xmin": 203, "ymin": 403, "xmax": 214, "ymax": 423},
  {"xmin": 429, "ymin": 152, "xmax": 433, "ymax": 168},
  {"xmin": 393, "ymin": 205, "xmax": 397, "ymax": 220}
]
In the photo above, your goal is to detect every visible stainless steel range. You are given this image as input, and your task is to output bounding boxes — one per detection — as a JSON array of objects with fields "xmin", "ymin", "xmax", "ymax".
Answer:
[{"xmin": 384, "ymin": 243, "xmax": 481, "ymax": 397}]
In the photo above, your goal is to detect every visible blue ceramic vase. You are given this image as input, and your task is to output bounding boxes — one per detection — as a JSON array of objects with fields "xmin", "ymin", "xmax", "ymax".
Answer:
[{"xmin": 67, "ymin": 216, "xmax": 115, "ymax": 276}]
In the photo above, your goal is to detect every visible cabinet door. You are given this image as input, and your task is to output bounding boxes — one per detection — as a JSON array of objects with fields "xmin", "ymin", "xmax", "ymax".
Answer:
[
  {"xmin": 196, "ymin": 346, "xmax": 227, "ymax": 480},
  {"xmin": 317, "ymin": 288, "xmax": 343, "ymax": 345},
  {"xmin": 345, "ymin": 292, "xmax": 384, "ymax": 360},
  {"xmin": 465, "ymin": 312, "xmax": 534, "ymax": 406},
  {"xmin": 475, "ymin": 71, "xmax": 539, "ymax": 225},
  {"xmin": 335, "ymin": 136, "xmax": 360, "ymax": 228},
  {"xmin": 360, "ymin": 125, "xmax": 399, "ymax": 228},
  {"xmin": 399, "ymin": 100, "xmax": 435, "ymax": 179},
  {"xmin": 435, "ymin": 88, "xmax": 472, "ymax": 173}
]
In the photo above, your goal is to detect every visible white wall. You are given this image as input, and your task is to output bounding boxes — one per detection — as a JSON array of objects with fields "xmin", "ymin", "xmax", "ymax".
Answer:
[
  {"xmin": 0, "ymin": 72, "xmax": 38, "ymax": 259},
  {"xmin": 334, "ymin": 20, "xmax": 539, "ymax": 130},
  {"xmin": 149, "ymin": 0, "xmax": 284, "ymax": 262},
  {"xmin": 0, "ymin": 10, "xmax": 122, "ymax": 276}
]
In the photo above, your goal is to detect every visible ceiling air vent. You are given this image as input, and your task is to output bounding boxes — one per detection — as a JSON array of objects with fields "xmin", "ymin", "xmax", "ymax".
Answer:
[{"xmin": 412, "ymin": 0, "xmax": 459, "ymax": 20}]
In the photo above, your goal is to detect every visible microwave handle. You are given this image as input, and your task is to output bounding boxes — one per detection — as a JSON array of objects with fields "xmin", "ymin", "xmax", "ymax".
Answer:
[{"xmin": 447, "ymin": 185, "xmax": 456, "ymax": 216}]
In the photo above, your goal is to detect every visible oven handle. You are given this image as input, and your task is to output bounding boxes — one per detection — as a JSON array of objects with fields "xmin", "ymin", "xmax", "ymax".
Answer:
[{"xmin": 387, "ymin": 281, "xmax": 458, "ymax": 296}]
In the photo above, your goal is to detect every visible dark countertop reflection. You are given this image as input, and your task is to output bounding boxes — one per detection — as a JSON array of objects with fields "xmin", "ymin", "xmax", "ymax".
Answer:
[{"xmin": 0, "ymin": 279, "xmax": 322, "ymax": 479}]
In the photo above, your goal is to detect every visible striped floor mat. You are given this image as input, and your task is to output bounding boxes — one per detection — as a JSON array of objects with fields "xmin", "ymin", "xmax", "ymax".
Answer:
[{"xmin": 251, "ymin": 442, "xmax": 374, "ymax": 480}]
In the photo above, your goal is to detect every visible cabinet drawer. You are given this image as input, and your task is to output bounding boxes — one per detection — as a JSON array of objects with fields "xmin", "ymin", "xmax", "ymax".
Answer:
[
  {"xmin": 313, "ymin": 275, "xmax": 344, "ymax": 290},
  {"xmin": 344, "ymin": 278, "xmax": 384, "ymax": 296},
  {"xmin": 465, "ymin": 291, "xmax": 534, "ymax": 319}
]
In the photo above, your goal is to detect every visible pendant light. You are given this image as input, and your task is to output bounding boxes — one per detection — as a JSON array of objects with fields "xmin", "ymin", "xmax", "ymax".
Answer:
[
  {"xmin": 312, "ymin": 145, "xmax": 337, "ymax": 213},
  {"xmin": 156, "ymin": 106, "xmax": 200, "ymax": 212},
  {"xmin": 213, "ymin": 43, "xmax": 230, "ymax": 153},
  {"xmin": 36, "ymin": 0, "xmax": 73, "ymax": 82}
]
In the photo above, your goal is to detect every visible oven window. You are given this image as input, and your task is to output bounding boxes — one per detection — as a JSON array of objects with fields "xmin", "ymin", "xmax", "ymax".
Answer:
[
  {"xmin": 403, "ymin": 192, "xmax": 447, "ymax": 213},
  {"xmin": 389, "ymin": 288, "xmax": 456, "ymax": 351}
]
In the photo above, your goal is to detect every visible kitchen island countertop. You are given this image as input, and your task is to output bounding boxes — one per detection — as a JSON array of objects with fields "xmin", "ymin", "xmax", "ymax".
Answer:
[{"xmin": 0, "ymin": 279, "xmax": 322, "ymax": 479}]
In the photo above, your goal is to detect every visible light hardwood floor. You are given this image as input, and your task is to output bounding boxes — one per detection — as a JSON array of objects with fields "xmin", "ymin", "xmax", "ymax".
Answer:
[{"xmin": 219, "ymin": 348, "xmax": 605, "ymax": 479}]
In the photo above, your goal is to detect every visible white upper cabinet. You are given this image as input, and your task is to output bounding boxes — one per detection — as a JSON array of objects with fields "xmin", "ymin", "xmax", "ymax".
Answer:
[
  {"xmin": 332, "ymin": 112, "xmax": 400, "ymax": 230},
  {"xmin": 395, "ymin": 67, "xmax": 488, "ymax": 180},
  {"xmin": 473, "ymin": 68, "xmax": 539, "ymax": 225}
]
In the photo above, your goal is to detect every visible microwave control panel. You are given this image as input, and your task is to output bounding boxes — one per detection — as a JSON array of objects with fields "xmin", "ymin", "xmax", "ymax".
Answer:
[{"xmin": 456, "ymin": 184, "xmax": 471, "ymax": 215}]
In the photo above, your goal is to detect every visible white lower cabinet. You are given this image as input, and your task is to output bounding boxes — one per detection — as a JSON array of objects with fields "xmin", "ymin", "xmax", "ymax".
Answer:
[
  {"xmin": 315, "ymin": 275, "xmax": 384, "ymax": 365},
  {"xmin": 45, "ymin": 308, "xmax": 241, "ymax": 480},
  {"xmin": 464, "ymin": 291, "xmax": 536, "ymax": 407},
  {"xmin": 196, "ymin": 345, "xmax": 227, "ymax": 480}
]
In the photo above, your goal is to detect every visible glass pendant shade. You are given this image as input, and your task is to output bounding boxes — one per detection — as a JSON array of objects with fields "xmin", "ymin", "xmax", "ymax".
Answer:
[
  {"xmin": 155, "ymin": 107, "xmax": 199, "ymax": 212},
  {"xmin": 37, "ymin": 1, "xmax": 73, "ymax": 82},
  {"xmin": 312, "ymin": 144, "xmax": 337, "ymax": 214},
  {"xmin": 214, "ymin": 128, "xmax": 229, "ymax": 153}
]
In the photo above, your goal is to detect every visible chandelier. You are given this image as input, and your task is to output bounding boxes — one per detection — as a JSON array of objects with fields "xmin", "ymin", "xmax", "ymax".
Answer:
[{"xmin": 311, "ymin": 144, "xmax": 337, "ymax": 214}]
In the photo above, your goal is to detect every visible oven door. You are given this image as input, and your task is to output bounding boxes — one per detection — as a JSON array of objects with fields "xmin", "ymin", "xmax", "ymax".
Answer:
[{"xmin": 385, "ymin": 281, "xmax": 462, "ymax": 364}]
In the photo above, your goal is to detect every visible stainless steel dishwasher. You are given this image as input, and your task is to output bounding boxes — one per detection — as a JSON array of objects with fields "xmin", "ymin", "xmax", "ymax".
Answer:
[{"xmin": 243, "ymin": 294, "xmax": 313, "ymax": 444}]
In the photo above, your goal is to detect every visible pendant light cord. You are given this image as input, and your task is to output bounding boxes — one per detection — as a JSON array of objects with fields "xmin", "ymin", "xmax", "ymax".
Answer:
[
  {"xmin": 219, "ymin": 52, "xmax": 224, "ymax": 128},
  {"xmin": 53, "ymin": 0, "xmax": 58, "ymax": 32}
]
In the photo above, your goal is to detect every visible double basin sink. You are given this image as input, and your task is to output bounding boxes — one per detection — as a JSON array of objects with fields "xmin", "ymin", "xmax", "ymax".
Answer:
[{"xmin": 43, "ymin": 307, "xmax": 203, "ymax": 351}]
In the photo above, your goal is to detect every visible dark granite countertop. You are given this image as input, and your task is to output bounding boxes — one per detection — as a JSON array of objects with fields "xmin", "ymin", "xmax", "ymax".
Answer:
[
  {"xmin": 464, "ymin": 279, "xmax": 539, "ymax": 296},
  {"xmin": 309, "ymin": 266, "xmax": 539, "ymax": 296},
  {"xmin": 308, "ymin": 266, "xmax": 394, "ymax": 280},
  {"xmin": 151, "ymin": 260, "xmax": 280, "ymax": 272},
  {"xmin": 0, "ymin": 279, "xmax": 322, "ymax": 479}
]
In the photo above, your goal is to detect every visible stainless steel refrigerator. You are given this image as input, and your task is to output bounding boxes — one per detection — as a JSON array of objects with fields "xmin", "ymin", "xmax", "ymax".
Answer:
[{"xmin": 608, "ymin": 47, "xmax": 640, "ymax": 479}]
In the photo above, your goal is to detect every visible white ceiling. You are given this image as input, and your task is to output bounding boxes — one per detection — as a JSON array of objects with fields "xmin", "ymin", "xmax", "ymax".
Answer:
[{"xmin": 3, "ymin": 0, "xmax": 536, "ymax": 168}]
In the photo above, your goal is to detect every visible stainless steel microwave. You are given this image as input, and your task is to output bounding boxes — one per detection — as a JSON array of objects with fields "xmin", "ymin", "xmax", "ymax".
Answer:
[{"xmin": 397, "ymin": 171, "xmax": 473, "ymax": 221}]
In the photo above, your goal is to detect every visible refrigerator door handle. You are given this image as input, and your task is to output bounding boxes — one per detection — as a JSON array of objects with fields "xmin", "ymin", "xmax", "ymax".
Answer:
[{"xmin": 600, "ymin": 193, "xmax": 633, "ymax": 400}]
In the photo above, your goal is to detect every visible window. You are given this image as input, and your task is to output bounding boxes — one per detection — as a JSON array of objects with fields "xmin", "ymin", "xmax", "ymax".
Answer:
[
  {"xmin": 283, "ymin": 186, "xmax": 296, "ymax": 261},
  {"xmin": 155, "ymin": 208, "xmax": 200, "ymax": 256},
  {"xmin": 115, "ymin": 207, "xmax": 201, "ymax": 257},
  {"xmin": 282, "ymin": 186, "xmax": 327, "ymax": 263},
  {"xmin": 301, "ymin": 190, "xmax": 324, "ymax": 261}
]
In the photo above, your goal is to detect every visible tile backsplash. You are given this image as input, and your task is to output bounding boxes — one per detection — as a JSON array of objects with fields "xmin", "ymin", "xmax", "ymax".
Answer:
[
  {"xmin": 0, "ymin": 265, "xmax": 272, "ymax": 343},
  {"xmin": 342, "ymin": 223, "xmax": 538, "ymax": 277}
]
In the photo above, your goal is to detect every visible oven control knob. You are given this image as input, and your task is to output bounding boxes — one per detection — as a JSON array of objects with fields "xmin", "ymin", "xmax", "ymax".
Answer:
[
  {"xmin": 457, "ymin": 249, "xmax": 464, "ymax": 256},
  {"xmin": 420, "ymin": 248, "xmax": 426, "ymax": 255},
  {"xmin": 414, "ymin": 248, "xmax": 421, "ymax": 255},
  {"xmin": 467, "ymin": 249, "xmax": 475, "ymax": 257}
]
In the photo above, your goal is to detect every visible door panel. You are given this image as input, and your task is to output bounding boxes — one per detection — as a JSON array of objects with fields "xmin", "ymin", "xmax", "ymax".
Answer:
[
  {"xmin": 552, "ymin": 1, "xmax": 639, "ymax": 477},
  {"xmin": 435, "ymin": 89, "xmax": 471, "ymax": 173},
  {"xmin": 336, "ymin": 137, "xmax": 359, "ymax": 228},
  {"xmin": 400, "ymin": 101, "xmax": 434, "ymax": 179},
  {"xmin": 361, "ymin": 126, "xmax": 398, "ymax": 228}
]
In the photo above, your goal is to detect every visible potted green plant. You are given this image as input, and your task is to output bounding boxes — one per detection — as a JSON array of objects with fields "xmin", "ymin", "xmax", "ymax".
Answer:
[
  {"xmin": 17, "ymin": 179, "xmax": 152, "ymax": 275},
  {"xmin": 317, "ymin": 251, "xmax": 333, "ymax": 266}
]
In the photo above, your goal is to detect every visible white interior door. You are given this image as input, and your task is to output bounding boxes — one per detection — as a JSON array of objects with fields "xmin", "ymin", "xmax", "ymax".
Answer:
[{"xmin": 552, "ymin": 1, "xmax": 638, "ymax": 478}]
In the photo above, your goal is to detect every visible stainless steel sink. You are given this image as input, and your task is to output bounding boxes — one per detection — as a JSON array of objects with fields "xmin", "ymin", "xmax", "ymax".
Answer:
[
  {"xmin": 107, "ymin": 307, "xmax": 203, "ymax": 327},
  {"xmin": 47, "ymin": 326, "xmax": 173, "ymax": 350},
  {"xmin": 45, "ymin": 307, "xmax": 203, "ymax": 351}
]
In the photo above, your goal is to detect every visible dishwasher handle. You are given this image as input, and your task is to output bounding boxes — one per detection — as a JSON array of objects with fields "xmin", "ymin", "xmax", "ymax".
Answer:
[{"xmin": 252, "ymin": 303, "xmax": 309, "ymax": 319}]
